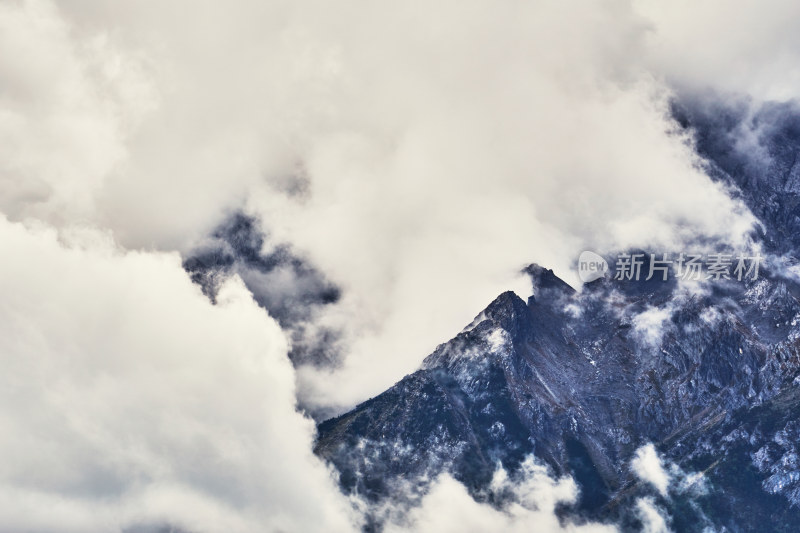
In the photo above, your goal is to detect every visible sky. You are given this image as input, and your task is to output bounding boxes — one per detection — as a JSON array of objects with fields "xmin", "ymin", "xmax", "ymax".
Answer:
[{"xmin": 2, "ymin": 0, "xmax": 799, "ymax": 531}]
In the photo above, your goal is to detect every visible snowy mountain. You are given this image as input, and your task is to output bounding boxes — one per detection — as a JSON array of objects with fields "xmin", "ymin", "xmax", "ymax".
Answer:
[{"xmin": 314, "ymin": 102, "xmax": 800, "ymax": 532}]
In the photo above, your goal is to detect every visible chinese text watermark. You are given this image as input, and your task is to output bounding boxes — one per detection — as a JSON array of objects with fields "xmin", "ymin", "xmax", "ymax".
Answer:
[{"xmin": 578, "ymin": 251, "xmax": 763, "ymax": 282}]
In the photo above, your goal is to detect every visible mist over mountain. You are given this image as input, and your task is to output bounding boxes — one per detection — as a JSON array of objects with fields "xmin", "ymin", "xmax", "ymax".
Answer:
[
  {"xmin": 6, "ymin": 1, "xmax": 800, "ymax": 532},
  {"xmin": 175, "ymin": 95, "xmax": 800, "ymax": 531},
  {"xmin": 184, "ymin": 213, "xmax": 343, "ymax": 368},
  {"xmin": 311, "ymin": 100, "xmax": 800, "ymax": 531}
]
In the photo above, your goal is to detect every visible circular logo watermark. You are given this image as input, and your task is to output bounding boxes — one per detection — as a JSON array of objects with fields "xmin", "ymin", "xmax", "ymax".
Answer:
[{"xmin": 578, "ymin": 250, "xmax": 609, "ymax": 283}]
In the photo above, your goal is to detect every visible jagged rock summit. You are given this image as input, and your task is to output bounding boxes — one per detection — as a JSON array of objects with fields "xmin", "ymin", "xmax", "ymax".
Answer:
[{"xmin": 316, "ymin": 259, "xmax": 800, "ymax": 531}]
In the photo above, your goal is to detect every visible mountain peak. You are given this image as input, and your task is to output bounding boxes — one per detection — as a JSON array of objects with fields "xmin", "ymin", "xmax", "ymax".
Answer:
[
  {"xmin": 524, "ymin": 263, "xmax": 574, "ymax": 289},
  {"xmin": 474, "ymin": 290, "xmax": 532, "ymax": 340}
]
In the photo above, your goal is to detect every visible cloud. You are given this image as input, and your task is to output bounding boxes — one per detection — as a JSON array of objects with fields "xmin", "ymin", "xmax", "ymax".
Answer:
[
  {"xmin": 1, "ymin": 0, "xmax": 767, "ymax": 411},
  {"xmin": 0, "ymin": 216, "xmax": 358, "ymax": 532},
  {"xmin": 239, "ymin": 0, "xmax": 757, "ymax": 410},
  {"xmin": 631, "ymin": 444, "xmax": 671, "ymax": 497},
  {"xmin": 384, "ymin": 457, "xmax": 617, "ymax": 533},
  {"xmin": 182, "ymin": 213, "xmax": 343, "ymax": 368},
  {"xmin": 632, "ymin": 306, "xmax": 675, "ymax": 348},
  {"xmin": 3, "ymin": 0, "xmax": 798, "ymax": 529},
  {"xmin": 635, "ymin": 497, "xmax": 671, "ymax": 533},
  {"xmin": 0, "ymin": 0, "xmax": 152, "ymax": 226},
  {"xmin": 637, "ymin": 0, "xmax": 800, "ymax": 101}
]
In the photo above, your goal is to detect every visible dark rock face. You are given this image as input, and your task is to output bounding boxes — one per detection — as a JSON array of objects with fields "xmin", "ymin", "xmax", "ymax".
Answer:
[
  {"xmin": 317, "ymin": 264, "xmax": 800, "ymax": 529},
  {"xmin": 316, "ymin": 100, "xmax": 800, "ymax": 531},
  {"xmin": 183, "ymin": 213, "xmax": 342, "ymax": 367},
  {"xmin": 672, "ymin": 96, "xmax": 800, "ymax": 256}
]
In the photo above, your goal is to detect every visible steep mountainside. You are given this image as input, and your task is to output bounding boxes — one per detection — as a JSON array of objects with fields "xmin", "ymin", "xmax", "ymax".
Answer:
[
  {"xmin": 315, "ymin": 101, "xmax": 800, "ymax": 531},
  {"xmin": 316, "ymin": 263, "xmax": 800, "ymax": 531}
]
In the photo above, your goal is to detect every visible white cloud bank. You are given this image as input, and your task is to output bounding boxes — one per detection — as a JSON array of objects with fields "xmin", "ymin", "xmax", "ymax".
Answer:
[
  {"xmin": 1, "ymin": 1, "xmax": 799, "ymax": 529},
  {"xmin": 632, "ymin": 444, "xmax": 671, "ymax": 497},
  {"xmin": 0, "ymin": 217, "xmax": 358, "ymax": 532},
  {"xmin": 385, "ymin": 458, "xmax": 617, "ymax": 533},
  {"xmin": 0, "ymin": 0, "xmax": 766, "ymax": 410},
  {"xmin": 635, "ymin": 497, "xmax": 671, "ymax": 533},
  {"xmin": 637, "ymin": 0, "xmax": 800, "ymax": 102}
]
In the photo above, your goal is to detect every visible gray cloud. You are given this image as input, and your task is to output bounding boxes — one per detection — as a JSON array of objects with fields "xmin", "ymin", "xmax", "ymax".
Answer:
[
  {"xmin": 0, "ymin": 216, "xmax": 358, "ymax": 532},
  {"xmin": 0, "ymin": 1, "xmax": 760, "ymax": 413},
  {"xmin": 2, "ymin": 0, "xmax": 800, "ymax": 530}
]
